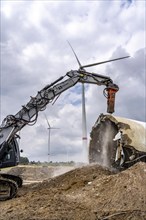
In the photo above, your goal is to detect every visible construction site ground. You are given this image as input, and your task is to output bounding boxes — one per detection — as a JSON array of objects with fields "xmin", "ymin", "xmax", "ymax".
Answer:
[{"xmin": 0, "ymin": 162, "xmax": 146, "ymax": 220}]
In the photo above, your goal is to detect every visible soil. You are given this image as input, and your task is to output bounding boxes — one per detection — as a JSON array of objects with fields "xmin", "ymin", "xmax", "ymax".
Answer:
[{"xmin": 0, "ymin": 162, "xmax": 146, "ymax": 220}]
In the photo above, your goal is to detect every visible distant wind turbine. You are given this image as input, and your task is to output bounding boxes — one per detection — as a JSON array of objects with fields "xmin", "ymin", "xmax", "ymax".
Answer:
[{"xmin": 44, "ymin": 114, "xmax": 60, "ymax": 162}]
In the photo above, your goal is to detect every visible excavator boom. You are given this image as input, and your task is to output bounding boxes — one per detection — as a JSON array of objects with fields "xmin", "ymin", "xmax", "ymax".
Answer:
[{"xmin": 0, "ymin": 70, "xmax": 118, "ymax": 166}]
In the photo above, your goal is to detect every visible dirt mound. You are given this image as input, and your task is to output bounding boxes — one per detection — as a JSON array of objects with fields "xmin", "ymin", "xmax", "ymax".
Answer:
[{"xmin": 0, "ymin": 163, "xmax": 146, "ymax": 220}]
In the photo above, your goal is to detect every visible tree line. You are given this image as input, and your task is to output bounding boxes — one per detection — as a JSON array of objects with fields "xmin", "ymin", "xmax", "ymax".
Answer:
[{"xmin": 19, "ymin": 156, "xmax": 75, "ymax": 166}]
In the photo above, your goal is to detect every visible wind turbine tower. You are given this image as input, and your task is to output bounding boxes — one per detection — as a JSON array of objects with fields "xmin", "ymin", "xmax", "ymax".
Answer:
[
  {"xmin": 68, "ymin": 42, "xmax": 88, "ymax": 162},
  {"xmin": 82, "ymin": 83, "xmax": 88, "ymax": 162}
]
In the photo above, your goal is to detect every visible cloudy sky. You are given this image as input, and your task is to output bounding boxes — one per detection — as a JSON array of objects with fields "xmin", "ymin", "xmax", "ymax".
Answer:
[{"xmin": 0, "ymin": 0, "xmax": 145, "ymax": 162}]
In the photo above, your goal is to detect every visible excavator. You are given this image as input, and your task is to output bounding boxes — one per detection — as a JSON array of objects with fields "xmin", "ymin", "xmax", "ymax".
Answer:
[{"xmin": 0, "ymin": 53, "xmax": 132, "ymax": 201}]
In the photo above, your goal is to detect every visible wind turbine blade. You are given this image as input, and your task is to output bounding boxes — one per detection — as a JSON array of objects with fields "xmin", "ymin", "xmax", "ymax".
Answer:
[
  {"xmin": 67, "ymin": 41, "xmax": 82, "ymax": 68},
  {"xmin": 44, "ymin": 113, "xmax": 50, "ymax": 128},
  {"xmin": 81, "ymin": 56, "xmax": 130, "ymax": 68}
]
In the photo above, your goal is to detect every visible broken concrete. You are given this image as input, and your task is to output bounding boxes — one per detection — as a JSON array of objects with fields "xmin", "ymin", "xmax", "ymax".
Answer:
[{"xmin": 89, "ymin": 114, "xmax": 146, "ymax": 169}]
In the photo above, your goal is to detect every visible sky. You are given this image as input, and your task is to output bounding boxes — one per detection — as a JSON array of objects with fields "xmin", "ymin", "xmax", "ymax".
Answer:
[{"xmin": 0, "ymin": 0, "xmax": 145, "ymax": 163}]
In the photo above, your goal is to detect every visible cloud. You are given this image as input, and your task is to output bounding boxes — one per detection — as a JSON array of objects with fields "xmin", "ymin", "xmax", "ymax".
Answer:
[{"xmin": 0, "ymin": 0, "xmax": 145, "ymax": 162}]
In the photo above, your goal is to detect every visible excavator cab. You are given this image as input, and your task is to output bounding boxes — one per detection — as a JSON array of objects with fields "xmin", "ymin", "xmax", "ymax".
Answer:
[
  {"xmin": 0, "ymin": 137, "xmax": 20, "ymax": 169},
  {"xmin": 0, "ymin": 137, "xmax": 23, "ymax": 201}
]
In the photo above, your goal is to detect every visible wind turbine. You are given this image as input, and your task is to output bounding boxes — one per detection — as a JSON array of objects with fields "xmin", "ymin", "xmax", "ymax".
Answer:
[
  {"xmin": 68, "ymin": 41, "xmax": 129, "ymax": 163},
  {"xmin": 68, "ymin": 42, "xmax": 88, "ymax": 161},
  {"xmin": 44, "ymin": 114, "xmax": 60, "ymax": 162}
]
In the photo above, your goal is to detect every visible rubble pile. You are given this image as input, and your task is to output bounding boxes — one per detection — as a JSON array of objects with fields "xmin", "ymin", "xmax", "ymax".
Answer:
[{"xmin": 0, "ymin": 162, "xmax": 146, "ymax": 220}]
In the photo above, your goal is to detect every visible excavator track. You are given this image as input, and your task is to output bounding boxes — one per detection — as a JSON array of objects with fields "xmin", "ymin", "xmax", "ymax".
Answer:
[
  {"xmin": 0, "ymin": 174, "xmax": 23, "ymax": 188},
  {"xmin": 0, "ymin": 176, "xmax": 18, "ymax": 201}
]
